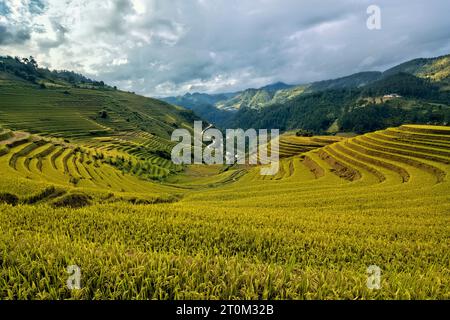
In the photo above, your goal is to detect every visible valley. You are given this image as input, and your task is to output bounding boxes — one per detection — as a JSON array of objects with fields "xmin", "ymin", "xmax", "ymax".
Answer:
[{"xmin": 164, "ymin": 55, "xmax": 450, "ymax": 133}]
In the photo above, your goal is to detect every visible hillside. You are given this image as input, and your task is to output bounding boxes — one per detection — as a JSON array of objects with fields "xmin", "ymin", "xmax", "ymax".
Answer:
[
  {"xmin": 307, "ymin": 71, "xmax": 383, "ymax": 92},
  {"xmin": 1, "ymin": 124, "xmax": 449, "ymax": 299},
  {"xmin": 0, "ymin": 56, "xmax": 198, "ymax": 138},
  {"xmin": 0, "ymin": 56, "xmax": 201, "ymax": 180},
  {"xmin": 163, "ymin": 92, "xmax": 235, "ymax": 126},
  {"xmin": 383, "ymin": 54, "xmax": 450, "ymax": 84},
  {"xmin": 164, "ymin": 54, "xmax": 450, "ymax": 131}
]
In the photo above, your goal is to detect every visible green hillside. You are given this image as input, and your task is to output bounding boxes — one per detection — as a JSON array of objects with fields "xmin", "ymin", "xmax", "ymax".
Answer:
[
  {"xmin": 307, "ymin": 71, "xmax": 382, "ymax": 92},
  {"xmin": 383, "ymin": 54, "xmax": 450, "ymax": 84},
  {"xmin": 0, "ymin": 56, "xmax": 202, "ymax": 181},
  {"xmin": 164, "ymin": 54, "xmax": 450, "ymax": 132},
  {"xmin": 0, "ymin": 57, "xmax": 197, "ymax": 139}
]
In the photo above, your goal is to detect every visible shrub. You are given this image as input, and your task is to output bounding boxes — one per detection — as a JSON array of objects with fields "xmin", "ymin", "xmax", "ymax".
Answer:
[
  {"xmin": 0, "ymin": 146, "xmax": 9, "ymax": 157},
  {"xmin": 152, "ymin": 149, "xmax": 172, "ymax": 160},
  {"xmin": 0, "ymin": 130, "xmax": 13, "ymax": 141},
  {"xmin": 69, "ymin": 177, "xmax": 80, "ymax": 185},
  {"xmin": 52, "ymin": 193, "xmax": 92, "ymax": 208},
  {"xmin": 296, "ymin": 129, "xmax": 314, "ymax": 137},
  {"xmin": 6, "ymin": 138, "xmax": 29, "ymax": 148},
  {"xmin": 0, "ymin": 193, "xmax": 19, "ymax": 206},
  {"xmin": 99, "ymin": 110, "xmax": 108, "ymax": 119},
  {"xmin": 23, "ymin": 186, "xmax": 65, "ymax": 204},
  {"xmin": 128, "ymin": 194, "xmax": 182, "ymax": 205}
]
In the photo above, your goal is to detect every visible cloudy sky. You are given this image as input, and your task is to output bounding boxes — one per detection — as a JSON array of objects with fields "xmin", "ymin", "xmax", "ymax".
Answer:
[{"xmin": 1, "ymin": 0, "xmax": 450, "ymax": 97}]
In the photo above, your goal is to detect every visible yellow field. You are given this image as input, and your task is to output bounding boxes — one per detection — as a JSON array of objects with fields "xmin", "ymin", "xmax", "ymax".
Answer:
[{"xmin": 0, "ymin": 125, "xmax": 449, "ymax": 299}]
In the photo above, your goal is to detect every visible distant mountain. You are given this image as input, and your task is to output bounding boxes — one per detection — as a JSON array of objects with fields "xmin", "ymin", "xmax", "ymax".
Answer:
[
  {"xmin": 163, "ymin": 82, "xmax": 295, "ymax": 113},
  {"xmin": 231, "ymin": 66, "xmax": 450, "ymax": 134},
  {"xmin": 307, "ymin": 71, "xmax": 382, "ymax": 92},
  {"xmin": 259, "ymin": 81, "xmax": 295, "ymax": 92},
  {"xmin": 363, "ymin": 72, "xmax": 441, "ymax": 99},
  {"xmin": 163, "ymin": 54, "xmax": 450, "ymax": 133},
  {"xmin": 162, "ymin": 92, "xmax": 238, "ymax": 126},
  {"xmin": 162, "ymin": 82, "xmax": 297, "ymax": 126},
  {"xmin": 163, "ymin": 92, "xmax": 237, "ymax": 109},
  {"xmin": 383, "ymin": 55, "xmax": 450, "ymax": 84}
]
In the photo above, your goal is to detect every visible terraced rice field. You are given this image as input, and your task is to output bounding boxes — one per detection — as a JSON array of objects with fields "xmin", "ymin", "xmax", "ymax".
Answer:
[
  {"xmin": 0, "ymin": 79, "xmax": 189, "ymax": 181},
  {"xmin": 0, "ymin": 79, "xmax": 185, "ymax": 139},
  {"xmin": 265, "ymin": 134, "xmax": 345, "ymax": 159},
  {"xmin": 0, "ymin": 133, "xmax": 180, "ymax": 196},
  {"xmin": 0, "ymin": 125, "xmax": 449, "ymax": 299}
]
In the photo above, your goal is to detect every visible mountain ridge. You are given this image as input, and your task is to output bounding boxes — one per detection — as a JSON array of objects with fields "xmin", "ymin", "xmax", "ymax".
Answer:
[
  {"xmin": 162, "ymin": 54, "xmax": 450, "ymax": 132},
  {"xmin": 163, "ymin": 54, "xmax": 450, "ymax": 109}
]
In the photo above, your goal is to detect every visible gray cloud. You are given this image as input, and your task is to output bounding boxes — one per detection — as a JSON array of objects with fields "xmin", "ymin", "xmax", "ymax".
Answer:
[
  {"xmin": 1, "ymin": 0, "xmax": 450, "ymax": 96},
  {"xmin": 0, "ymin": 24, "xmax": 31, "ymax": 45},
  {"xmin": 37, "ymin": 20, "xmax": 67, "ymax": 49}
]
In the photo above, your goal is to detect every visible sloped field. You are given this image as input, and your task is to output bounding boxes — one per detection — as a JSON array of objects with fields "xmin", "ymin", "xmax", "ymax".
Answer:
[
  {"xmin": 0, "ymin": 78, "xmax": 191, "ymax": 140},
  {"xmin": 0, "ymin": 132, "xmax": 180, "ymax": 198},
  {"xmin": 0, "ymin": 125, "xmax": 449, "ymax": 299}
]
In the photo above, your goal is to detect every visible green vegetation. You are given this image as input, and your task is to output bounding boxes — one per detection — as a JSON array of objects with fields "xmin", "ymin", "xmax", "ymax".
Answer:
[
  {"xmin": 0, "ymin": 56, "xmax": 108, "ymax": 88},
  {"xmin": 0, "ymin": 56, "xmax": 200, "ymax": 182},
  {"xmin": 383, "ymin": 55, "xmax": 450, "ymax": 84},
  {"xmin": 165, "ymin": 54, "xmax": 450, "ymax": 132},
  {"xmin": 295, "ymin": 129, "xmax": 314, "ymax": 137}
]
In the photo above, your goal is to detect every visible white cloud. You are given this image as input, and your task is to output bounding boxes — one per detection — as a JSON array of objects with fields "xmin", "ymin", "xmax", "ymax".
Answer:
[
  {"xmin": 112, "ymin": 57, "xmax": 128, "ymax": 66},
  {"xmin": 0, "ymin": 0, "xmax": 449, "ymax": 96},
  {"xmin": 131, "ymin": 0, "xmax": 146, "ymax": 14}
]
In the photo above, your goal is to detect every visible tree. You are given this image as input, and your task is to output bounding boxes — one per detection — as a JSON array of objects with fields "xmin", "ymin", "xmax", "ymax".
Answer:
[
  {"xmin": 99, "ymin": 110, "xmax": 108, "ymax": 119},
  {"xmin": 296, "ymin": 129, "xmax": 313, "ymax": 137},
  {"xmin": 28, "ymin": 56, "xmax": 38, "ymax": 69}
]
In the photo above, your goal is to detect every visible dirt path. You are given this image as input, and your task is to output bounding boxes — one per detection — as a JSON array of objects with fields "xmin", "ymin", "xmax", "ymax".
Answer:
[{"xmin": 0, "ymin": 131, "xmax": 30, "ymax": 145}]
